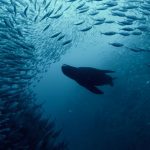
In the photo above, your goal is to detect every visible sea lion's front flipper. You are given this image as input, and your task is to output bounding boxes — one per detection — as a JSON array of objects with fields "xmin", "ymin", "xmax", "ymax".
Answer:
[{"xmin": 84, "ymin": 85, "xmax": 104, "ymax": 94}]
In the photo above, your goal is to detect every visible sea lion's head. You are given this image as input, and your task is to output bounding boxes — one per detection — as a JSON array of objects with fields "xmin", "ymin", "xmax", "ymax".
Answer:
[{"xmin": 62, "ymin": 64, "xmax": 77, "ymax": 79}]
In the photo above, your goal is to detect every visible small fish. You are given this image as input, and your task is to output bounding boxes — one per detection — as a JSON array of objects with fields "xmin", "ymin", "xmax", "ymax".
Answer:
[
  {"xmin": 80, "ymin": 26, "xmax": 92, "ymax": 32},
  {"xmin": 111, "ymin": 11, "xmax": 126, "ymax": 17},
  {"xmin": 132, "ymin": 31, "xmax": 142, "ymax": 35},
  {"xmin": 96, "ymin": 6, "xmax": 108, "ymax": 10},
  {"xmin": 13, "ymin": 5, "xmax": 17, "ymax": 16},
  {"xmin": 136, "ymin": 25, "xmax": 149, "ymax": 32},
  {"xmin": 123, "ymin": 5, "xmax": 138, "ymax": 9},
  {"xmin": 40, "ymin": 9, "xmax": 54, "ymax": 21},
  {"xmin": 89, "ymin": 11, "xmax": 99, "ymax": 16},
  {"xmin": 43, "ymin": 24, "xmax": 51, "ymax": 32},
  {"xmin": 74, "ymin": 20, "xmax": 85, "ymax": 25},
  {"xmin": 50, "ymin": 32, "xmax": 61, "ymax": 38},
  {"xmin": 24, "ymin": 5, "xmax": 29, "ymax": 17},
  {"xmin": 63, "ymin": 5, "xmax": 71, "ymax": 12},
  {"xmin": 34, "ymin": 14, "xmax": 38, "ymax": 22},
  {"xmin": 50, "ymin": 12, "xmax": 63, "ymax": 19},
  {"xmin": 104, "ymin": 1, "xmax": 118, "ymax": 7},
  {"xmin": 109, "ymin": 42, "xmax": 124, "ymax": 47},
  {"xmin": 120, "ymin": 27, "xmax": 134, "ymax": 31},
  {"xmin": 125, "ymin": 46, "xmax": 150, "ymax": 52},
  {"xmin": 62, "ymin": 40, "xmax": 72, "ymax": 46},
  {"xmin": 54, "ymin": 3, "xmax": 63, "ymax": 14},
  {"xmin": 105, "ymin": 20, "xmax": 115, "ymax": 24},
  {"xmin": 118, "ymin": 20, "xmax": 133, "ymax": 26},
  {"xmin": 136, "ymin": 48, "xmax": 150, "ymax": 52},
  {"xmin": 34, "ymin": 0, "xmax": 37, "ymax": 10},
  {"xmin": 44, "ymin": 1, "xmax": 51, "ymax": 10},
  {"xmin": 118, "ymin": 32, "xmax": 130, "ymax": 36},
  {"xmin": 125, "ymin": 15, "xmax": 138, "ymax": 20},
  {"xmin": 76, "ymin": 3, "xmax": 85, "ymax": 10},
  {"xmin": 57, "ymin": 35, "xmax": 65, "ymax": 41},
  {"xmin": 78, "ymin": 6, "xmax": 89, "ymax": 13},
  {"xmin": 125, "ymin": 47, "xmax": 143, "ymax": 52},
  {"xmin": 92, "ymin": 17, "xmax": 106, "ymax": 22},
  {"xmin": 101, "ymin": 31, "xmax": 116, "ymax": 36},
  {"xmin": 93, "ymin": 21, "xmax": 104, "ymax": 25}
]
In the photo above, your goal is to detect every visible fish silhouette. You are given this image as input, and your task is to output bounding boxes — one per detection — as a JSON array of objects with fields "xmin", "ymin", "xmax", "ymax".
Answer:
[{"xmin": 62, "ymin": 64, "xmax": 115, "ymax": 94}]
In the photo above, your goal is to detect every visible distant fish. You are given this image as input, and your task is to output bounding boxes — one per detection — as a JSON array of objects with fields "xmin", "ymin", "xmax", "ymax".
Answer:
[
  {"xmin": 93, "ymin": 21, "xmax": 104, "ymax": 25},
  {"xmin": 55, "ymin": 3, "xmax": 63, "ymax": 14},
  {"xmin": 109, "ymin": 42, "xmax": 124, "ymax": 47},
  {"xmin": 132, "ymin": 31, "xmax": 142, "ymax": 35},
  {"xmin": 118, "ymin": 20, "xmax": 133, "ymax": 26},
  {"xmin": 34, "ymin": 0, "xmax": 37, "ymax": 10},
  {"xmin": 120, "ymin": 27, "xmax": 134, "ymax": 31},
  {"xmin": 40, "ymin": 9, "xmax": 54, "ymax": 21},
  {"xmin": 74, "ymin": 20, "xmax": 85, "ymax": 25},
  {"xmin": 125, "ymin": 46, "xmax": 150, "ymax": 53},
  {"xmin": 44, "ymin": 1, "xmax": 51, "ymax": 10},
  {"xmin": 101, "ymin": 31, "xmax": 116, "ymax": 36},
  {"xmin": 111, "ymin": 11, "xmax": 126, "ymax": 17},
  {"xmin": 57, "ymin": 35, "xmax": 65, "ymax": 41},
  {"xmin": 125, "ymin": 47, "xmax": 143, "ymax": 52},
  {"xmin": 105, "ymin": 20, "xmax": 115, "ymax": 24},
  {"xmin": 76, "ymin": 3, "xmax": 85, "ymax": 10},
  {"xmin": 14, "ymin": 5, "xmax": 17, "ymax": 15},
  {"xmin": 62, "ymin": 40, "xmax": 72, "ymax": 46},
  {"xmin": 78, "ymin": 6, "xmax": 89, "ymax": 13},
  {"xmin": 118, "ymin": 32, "xmax": 130, "ymax": 36},
  {"xmin": 125, "ymin": 15, "xmax": 138, "ymax": 20},
  {"xmin": 123, "ymin": 5, "xmax": 138, "ymax": 9},
  {"xmin": 96, "ymin": 6, "xmax": 108, "ymax": 10},
  {"xmin": 50, "ymin": 32, "xmax": 61, "ymax": 38},
  {"xmin": 92, "ymin": 17, "xmax": 106, "ymax": 22},
  {"xmin": 136, "ymin": 25, "xmax": 149, "ymax": 32},
  {"xmin": 50, "ymin": 12, "xmax": 63, "ymax": 19},
  {"xmin": 89, "ymin": 11, "xmax": 99, "ymax": 16},
  {"xmin": 104, "ymin": 1, "xmax": 118, "ymax": 7},
  {"xmin": 80, "ymin": 26, "xmax": 92, "ymax": 32},
  {"xmin": 43, "ymin": 24, "xmax": 51, "ymax": 32},
  {"xmin": 34, "ymin": 14, "xmax": 38, "ymax": 22},
  {"xmin": 24, "ymin": 5, "xmax": 29, "ymax": 17}
]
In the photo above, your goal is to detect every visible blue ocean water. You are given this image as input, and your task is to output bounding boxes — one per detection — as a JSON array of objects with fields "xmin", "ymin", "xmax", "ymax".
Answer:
[{"xmin": 0, "ymin": 0, "xmax": 150, "ymax": 149}]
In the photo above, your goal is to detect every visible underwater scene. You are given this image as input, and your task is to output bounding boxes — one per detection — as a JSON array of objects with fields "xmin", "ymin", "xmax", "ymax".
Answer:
[{"xmin": 0, "ymin": 0, "xmax": 150, "ymax": 149}]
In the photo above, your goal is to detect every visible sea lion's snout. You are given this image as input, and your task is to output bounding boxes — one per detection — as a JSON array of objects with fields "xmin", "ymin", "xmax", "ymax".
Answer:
[
  {"xmin": 61, "ymin": 64, "xmax": 77, "ymax": 79},
  {"xmin": 62, "ymin": 64, "xmax": 69, "ymax": 75}
]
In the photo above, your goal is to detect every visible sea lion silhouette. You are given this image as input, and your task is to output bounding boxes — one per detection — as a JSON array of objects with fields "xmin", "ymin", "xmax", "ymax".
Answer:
[{"xmin": 61, "ymin": 64, "xmax": 115, "ymax": 94}]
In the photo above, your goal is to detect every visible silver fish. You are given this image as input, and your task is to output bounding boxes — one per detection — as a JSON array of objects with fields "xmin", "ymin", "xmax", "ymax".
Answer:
[
  {"xmin": 62, "ymin": 39, "xmax": 72, "ymax": 46},
  {"xmin": 80, "ymin": 26, "xmax": 92, "ymax": 32}
]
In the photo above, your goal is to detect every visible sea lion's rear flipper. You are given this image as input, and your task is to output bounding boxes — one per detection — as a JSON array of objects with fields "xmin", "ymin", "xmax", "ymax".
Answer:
[{"xmin": 85, "ymin": 85, "xmax": 104, "ymax": 94}]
